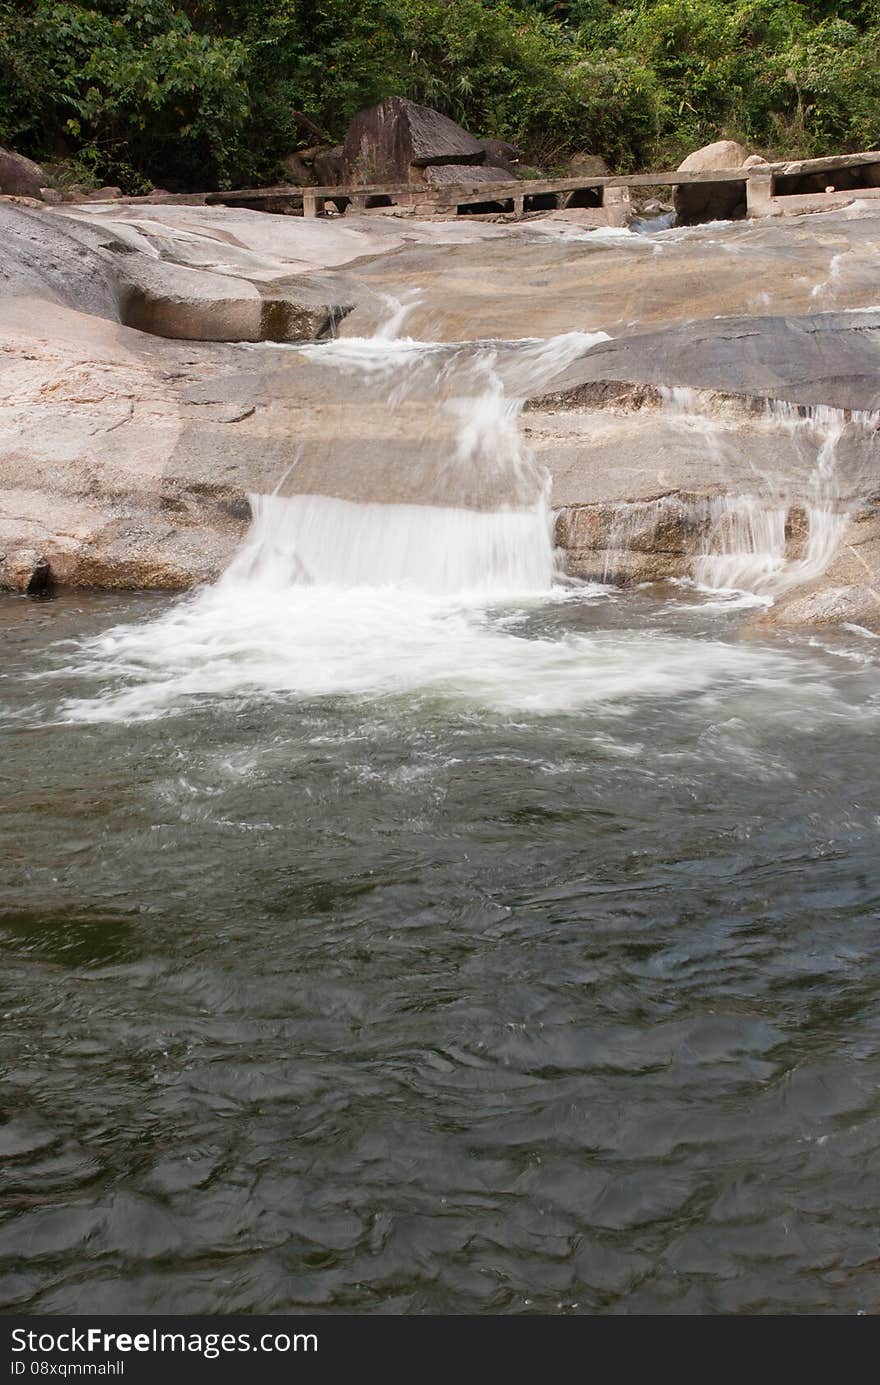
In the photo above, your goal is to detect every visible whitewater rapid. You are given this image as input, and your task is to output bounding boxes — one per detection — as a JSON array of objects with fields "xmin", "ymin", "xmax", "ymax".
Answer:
[{"xmin": 53, "ymin": 317, "xmax": 873, "ymax": 723}]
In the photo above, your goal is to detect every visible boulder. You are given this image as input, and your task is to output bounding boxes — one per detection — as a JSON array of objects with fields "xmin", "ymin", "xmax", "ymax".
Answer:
[
  {"xmin": 422, "ymin": 164, "xmax": 513, "ymax": 188},
  {"xmin": 343, "ymin": 97, "xmax": 485, "ymax": 185},
  {"xmin": 279, "ymin": 152, "xmax": 314, "ymax": 186},
  {"xmin": 0, "ymin": 147, "xmax": 49, "ymax": 199},
  {"xmin": 312, "ymin": 145, "xmax": 344, "ymax": 186},
  {"xmin": 568, "ymin": 153, "xmax": 611, "ymax": 178},
  {"xmin": 478, "ymin": 138, "xmax": 520, "ymax": 178},
  {"xmin": 0, "ymin": 201, "xmax": 356, "ymax": 343},
  {"xmin": 673, "ymin": 139, "xmax": 749, "ymax": 224}
]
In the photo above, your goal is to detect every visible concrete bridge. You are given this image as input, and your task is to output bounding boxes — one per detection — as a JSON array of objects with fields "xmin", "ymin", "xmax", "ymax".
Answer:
[{"xmin": 199, "ymin": 149, "xmax": 880, "ymax": 223}]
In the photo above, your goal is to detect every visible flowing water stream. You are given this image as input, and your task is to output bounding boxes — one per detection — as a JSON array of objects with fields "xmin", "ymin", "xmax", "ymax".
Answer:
[{"xmin": 2, "ymin": 307, "xmax": 880, "ymax": 1314}]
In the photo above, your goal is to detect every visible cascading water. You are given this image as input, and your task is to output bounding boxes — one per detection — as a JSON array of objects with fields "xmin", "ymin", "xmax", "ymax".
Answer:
[
  {"xmin": 694, "ymin": 402, "xmax": 879, "ymax": 596},
  {"xmin": 57, "ymin": 315, "xmax": 816, "ymax": 724},
  {"xmin": 54, "ymin": 296, "xmax": 880, "ymax": 725},
  {"xmin": 231, "ymin": 323, "xmax": 608, "ymax": 596}
]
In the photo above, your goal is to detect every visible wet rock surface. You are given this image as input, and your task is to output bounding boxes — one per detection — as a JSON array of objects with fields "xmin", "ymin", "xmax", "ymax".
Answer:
[{"xmin": 1, "ymin": 198, "xmax": 879, "ymax": 627}]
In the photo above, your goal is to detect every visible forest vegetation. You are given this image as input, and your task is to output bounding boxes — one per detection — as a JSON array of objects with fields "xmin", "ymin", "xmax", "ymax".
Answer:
[{"xmin": 1, "ymin": 0, "xmax": 878, "ymax": 190}]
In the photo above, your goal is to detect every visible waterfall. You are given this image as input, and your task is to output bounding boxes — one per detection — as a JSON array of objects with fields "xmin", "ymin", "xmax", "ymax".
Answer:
[
  {"xmin": 226, "ymin": 491, "xmax": 558, "ymax": 597},
  {"xmin": 61, "ymin": 313, "xmax": 869, "ymax": 724},
  {"xmin": 240, "ymin": 324, "xmax": 609, "ymax": 595},
  {"xmin": 694, "ymin": 403, "xmax": 879, "ymax": 596}
]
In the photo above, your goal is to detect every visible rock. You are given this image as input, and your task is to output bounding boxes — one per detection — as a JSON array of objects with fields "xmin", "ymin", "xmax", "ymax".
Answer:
[
  {"xmin": 0, "ymin": 201, "xmax": 356, "ymax": 342},
  {"xmin": 0, "ymin": 147, "xmax": 50, "ymax": 199},
  {"xmin": 477, "ymin": 138, "xmax": 520, "ymax": 178},
  {"xmin": 531, "ymin": 310, "xmax": 880, "ymax": 413},
  {"xmin": 673, "ymin": 140, "xmax": 749, "ymax": 224},
  {"xmin": 677, "ymin": 139, "xmax": 748, "ymax": 172},
  {"xmin": 2, "ymin": 195, "xmax": 879, "ymax": 629},
  {"xmin": 313, "ymin": 146, "xmax": 344, "ymax": 186},
  {"xmin": 0, "ymin": 547, "xmax": 52, "ymax": 594},
  {"xmin": 85, "ymin": 186, "xmax": 122, "ymax": 201},
  {"xmin": 567, "ymin": 153, "xmax": 611, "ymax": 178},
  {"xmin": 742, "ymin": 154, "xmax": 769, "ymax": 169},
  {"xmin": 39, "ymin": 187, "xmax": 64, "ymax": 206},
  {"xmin": 279, "ymin": 152, "xmax": 314, "ymax": 186},
  {"xmin": 422, "ymin": 164, "xmax": 513, "ymax": 188},
  {"xmin": 343, "ymin": 96, "xmax": 485, "ymax": 185}
]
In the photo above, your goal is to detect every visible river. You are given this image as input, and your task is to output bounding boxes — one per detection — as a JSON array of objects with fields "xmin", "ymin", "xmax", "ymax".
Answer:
[{"xmin": 2, "ymin": 300, "xmax": 880, "ymax": 1316}]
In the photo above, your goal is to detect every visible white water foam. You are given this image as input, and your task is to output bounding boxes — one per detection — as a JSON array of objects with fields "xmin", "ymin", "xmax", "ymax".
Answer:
[
  {"xmin": 55, "ymin": 320, "xmax": 867, "ymax": 724},
  {"xmin": 696, "ymin": 403, "xmax": 879, "ymax": 596},
  {"xmin": 228, "ymin": 491, "xmax": 558, "ymax": 595},
  {"xmin": 60, "ymin": 571, "xmax": 815, "ymax": 724}
]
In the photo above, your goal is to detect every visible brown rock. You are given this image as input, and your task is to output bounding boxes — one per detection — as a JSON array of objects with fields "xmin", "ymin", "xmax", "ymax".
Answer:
[
  {"xmin": 478, "ymin": 138, "xmax": 520, "ymax": 178},
  {"xmin": 0, "ymin": 546, "xmax": 52, "ymax": 594},
  {"xmin": 673, "ymin": 140, "xmax": 749, "ymax": 224},
  {"xmin": 280, "ymin": 152, "xmax": 314, "ymax": 186},
  {"xmin": 0, "ymin": 147, "xmax": 49, "ymax": 199},
  {"xmin": 313, "ymin": 145, "xmax": 344, "ymax": 186},
  {"xmin": 567, "ymin": 153, "xmax": 611, "ymax": 178},
  {"xmin": 343, "ymin": 97, "xmax": 485, "ymax": 185}
]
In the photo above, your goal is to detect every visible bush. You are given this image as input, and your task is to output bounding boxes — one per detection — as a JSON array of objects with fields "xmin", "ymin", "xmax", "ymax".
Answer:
[
  {"xmin": 1, "ymin": 0, "xmax": 879, "ymax": 189},
  {"xmin": 0, "ymin": 0, "xmax": 250, "ymax": 190}
]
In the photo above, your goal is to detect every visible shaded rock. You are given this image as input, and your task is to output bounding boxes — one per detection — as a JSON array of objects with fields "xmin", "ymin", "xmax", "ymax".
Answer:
[
  {"xmin": 39, "ymin": 188, "xmax": 64, "ymax": 206},
  {"xmin": 313, "ymin": 145, "xmax": 345, "ymax": 186},
  {"xmin": 673, "ymin": 140, "xmax": 749, "ymax": 224},
  {"xmin": 0, "ymin": 147, "xmax": 48, "ymax": 199},
  {"xmin": 343, "ymin": 97, "xmax": 485, "ymax": 185},
  {"xmin": 423, "ymin": 164, "xmax": 513, "ymax": 188},
  {"xmin": 0, "ymin": 547, "xmax": 52, "ymax": 595},
  {"xmin": 568, "ymin": 153, "xmax": 611, "ymax": 178},
  {"xmin": 478, "ymin": 138, "xmax": 520, "ymax": 177},
  {"xmin": 280, "ymin": 152, "xmax": 314, "ymax": 186}
]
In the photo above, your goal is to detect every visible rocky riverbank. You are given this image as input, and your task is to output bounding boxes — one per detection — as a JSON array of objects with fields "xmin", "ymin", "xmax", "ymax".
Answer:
[{"xmin": 1, "ymin": 196, "xmax": 878, "ymax": 629}]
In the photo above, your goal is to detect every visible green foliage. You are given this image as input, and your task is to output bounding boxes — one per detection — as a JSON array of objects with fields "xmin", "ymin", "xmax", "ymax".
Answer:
[
  {"xmin": 0, "ymin": 0, "xmax": 250, "ymax": 189},
  {"xmin": 1, "ymin": 0, "xmax": 879, "ymax": 189}
]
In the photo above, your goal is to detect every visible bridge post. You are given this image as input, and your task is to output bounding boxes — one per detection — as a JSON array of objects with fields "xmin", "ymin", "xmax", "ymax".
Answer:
[
  {"xmin": 746, "ymin": 171, "xmax": 775, "ymax": 218},
  {"xmin": 603, "ymin": 186, "xmax": 632, "ymax": 227}
]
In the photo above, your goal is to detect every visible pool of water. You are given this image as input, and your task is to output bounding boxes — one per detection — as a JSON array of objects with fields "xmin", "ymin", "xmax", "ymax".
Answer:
[{"xmin": 2, "ymin": 583, "xmax": 880, "ymax": 1314}]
